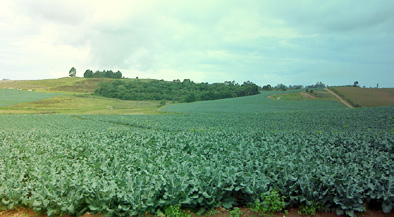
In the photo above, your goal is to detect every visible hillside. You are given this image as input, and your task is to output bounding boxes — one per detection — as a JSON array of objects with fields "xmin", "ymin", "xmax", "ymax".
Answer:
[
  {"xmin": 0, "ymin": 77, "xmax": 109, "ymax": 93},
  {"xmin": 162, "ymin": 90, "xmax": 346, "ymax": 113},
  {"xmin": 0, "ymin": 78, "xmax": 163, "ymax": 114},
  {"xmin": 329, "ymin": 87, "xmax": 394, "ymax": 107}
]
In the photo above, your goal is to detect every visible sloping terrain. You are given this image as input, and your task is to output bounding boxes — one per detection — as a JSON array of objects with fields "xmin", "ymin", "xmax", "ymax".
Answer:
[
  {"xmin": 0, "ymin": 77, "xmax": 106, "ymax": 93},
  {"xmin": 329, "ymin": 87, "xmax": 394, "ymax": 107}
]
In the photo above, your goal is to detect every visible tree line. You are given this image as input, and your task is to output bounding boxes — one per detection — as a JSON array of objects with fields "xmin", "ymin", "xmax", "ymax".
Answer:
[
  {"xmin": 262, "ymin": 82, "xmax": 326, "ymax": 91},
  {"xmin": 94, "ymin": 79, "xmax": 260, "ymax": 102},
  {"xmin": 83, "ymin": 70, "xmax": 122, "ymax": 79}
]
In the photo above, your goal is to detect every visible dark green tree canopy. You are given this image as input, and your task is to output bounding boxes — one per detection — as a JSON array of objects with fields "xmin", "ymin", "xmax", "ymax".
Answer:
[
  {"xmin": 83, "ymin": 69, "xmax": 122, "ymax": 79},
  {"xmin": 69, "ymin": 67, "xmax": 76, "ymax": 77},
  {"xmin": 95, "ymin": 79, "xmax": 261, "ymax": 102}
]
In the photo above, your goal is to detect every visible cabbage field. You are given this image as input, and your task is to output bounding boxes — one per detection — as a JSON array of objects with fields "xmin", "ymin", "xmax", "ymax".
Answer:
[{"xmin": 0, "ymin": 107, "xmax": 393, "ymax": 216}]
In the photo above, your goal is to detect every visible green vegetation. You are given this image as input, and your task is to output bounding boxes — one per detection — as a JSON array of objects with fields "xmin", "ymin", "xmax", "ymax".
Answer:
[
  {"xmin": 1, "ymin": 77, "xmax": 393, "ymax": 217},
  {"xmin": 69, "ymin": 67, "xmax": 76, "ymax": 77},
  {"xmin": 329, "ymin": 86, "xmax": 394, "ymax": 107},
  {"xmin": 229, "ymin": 207, "xmax": 242, "ymax": 217},
  {"xmin": 251, "ymin": 190, "xmax": 286, "ymax": 214},
  {"xmin": 298, "ymin": 201, "xmax": 321, "ymax": 215},
  {"xmin": 94, "ymin": 79, "xmax": 260, "ymax": 102},
  {"xmin": 164, "ymin": 205, "xmax": 190, "ymax": 217},
  {"xmin": 0, "ymin": 77, "xmax": 105, "ymax": 93},
  {"xmin": 163, "ymin": 90, "xmax": 346, "ymax": 113},
  {"xmin": 0, "ymin": 106, "xmax": 392, "ymax": 216},
  {"xmin": 268, "ymin": 88, "xmax": 338, "ymax": 101},
  {"xmin": 1, "ymin": 94, "xmax": 164, "ymax": 114},
  {"xmin": 0, "ymin": 89, "xmax": 60, "ymax": 107},
  {"xmin": 83, "ymin": 69, "xmax": 122, "ymax": 79}
]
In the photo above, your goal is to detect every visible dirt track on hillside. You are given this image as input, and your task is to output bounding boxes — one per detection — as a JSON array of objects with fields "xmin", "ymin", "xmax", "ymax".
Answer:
[{"xmin": 324, "ymin": 88, "xmax": 354, "ymax": 108}]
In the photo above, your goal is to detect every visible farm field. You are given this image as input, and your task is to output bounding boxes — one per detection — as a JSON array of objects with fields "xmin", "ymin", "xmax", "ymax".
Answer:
[
  {"xmin": 0, "ymin": 89, "xmax": 61, "ymax": 108},
  {"xmin": 0, "ymin": 106, "xmax": 393, "ymax": 217},
  {"xmin": 0, "ymin": 78, "xmax": 393, "ymax": 217},
  {"xmin": 329, "ymin": 87, "xmax": 394, "ymax": 107},
  {"xmin": 162, "ymin": 90, "xmax": 346, "ymax": 113},
  {"xmin": 0, "ymin": 94, "xmax": 164, "ymax": 115}
]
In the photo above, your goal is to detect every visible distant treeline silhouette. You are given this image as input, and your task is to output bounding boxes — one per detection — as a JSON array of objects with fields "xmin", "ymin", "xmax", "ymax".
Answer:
[
  {"xmin": 84, "ymin": 69, "xmax": 122, "ymax": 79},
  {"xmin": 94, "ymin": 79, "xmax": 260, "ymax": 102}
]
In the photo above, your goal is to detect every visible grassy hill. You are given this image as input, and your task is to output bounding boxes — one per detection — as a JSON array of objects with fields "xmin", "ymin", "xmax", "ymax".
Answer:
[
  {"xmin": 0, "ymin": 77, "xmax": 164, "ymax": 114},
  {"xmin": 0, "ymin": 77, "xmax": 106, "ymax": 93},
  {"xmin": 329, "ymin": 87, "xmax": 394, "ymax": 107}
]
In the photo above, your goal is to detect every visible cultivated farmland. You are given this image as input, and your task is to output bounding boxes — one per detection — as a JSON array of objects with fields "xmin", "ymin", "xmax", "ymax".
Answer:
[
  {"xmin": 0, "ymin": 106, "xmax": 392, "ymax": 216},
  {"xmin": 0, "ymin": 89, "xmax": 61, "ymax": 108},
  {"xmin": 0, "ymin": 78, "xmax": 393, "ymax": 217},
  {"xmin": 329, "ymin": 87, "xmax": 394, "ymax": 107}
]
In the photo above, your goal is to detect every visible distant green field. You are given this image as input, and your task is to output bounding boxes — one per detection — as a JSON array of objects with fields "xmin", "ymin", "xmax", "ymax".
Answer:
[
  {"xmin": 0, "ymin": 89, "xmax": 60, "ymax": 107},
  {"xmin": 162, "ymin": 90, "xmax": 346, "ymax": 113}
]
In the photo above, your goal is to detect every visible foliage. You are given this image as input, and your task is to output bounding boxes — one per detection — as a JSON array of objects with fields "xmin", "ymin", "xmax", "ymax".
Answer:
[
  {"xmin": 94, "ymin": 79, "xmax": 260, "ymax": 102},
  {"xmin": 164, "ymin": 205, "xmax": 191, "ymax": 217},
  {"xmin": 298, "ymin": 201, "xmax": 321, "ymax": 215},
  {"xmin": 306, "ymin": 81, "xmax": 326, "ymax": 88},
  {"xmin": 84, "ymin": 69, "xmax": 122, "ymax": 79},
  {"xmin": 69, "ymin": 67, "xmax": 76, "ymax": 77},
  {"xmin": 230, "ymin": 207, "xmax": 242, "ymax": 217},
  {"xmin": 251, "ymin": 190, "xmax": 286, "ymax": 214},
  {"xmin": 0, "ymin": 106, "xmax": 392, "ymax": 216},
  {"xmin": 262, "ymin": 84, "xmax": 272, "ymax": 91},
  {"xmin": 274, "ymin": 83, "xmax": 287, "ymax": 91}
]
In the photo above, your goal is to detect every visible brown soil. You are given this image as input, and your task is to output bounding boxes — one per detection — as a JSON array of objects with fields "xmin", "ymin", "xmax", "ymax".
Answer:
[{"xmin": 0, "ymin": 207, "xmax": 391, "ymax": 217}]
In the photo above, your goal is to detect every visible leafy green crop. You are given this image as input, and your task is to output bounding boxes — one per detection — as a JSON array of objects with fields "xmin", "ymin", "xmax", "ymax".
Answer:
[
  {"xmin": 0, "ymin": 106, "xmax": 392, "ymax": 216},
  {"xmin": 251, "ymin": 190, "xmax": 286, "ymax": 214},
  {"xmin": 0, "ymin": 89, "xmax": 61, "ymax": 107}
]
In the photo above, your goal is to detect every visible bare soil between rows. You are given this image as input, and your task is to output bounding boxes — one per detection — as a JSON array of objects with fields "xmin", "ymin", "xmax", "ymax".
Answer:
[{"xmin": 0, "ymin": 207, "xmax": 391, "ymax": 217}]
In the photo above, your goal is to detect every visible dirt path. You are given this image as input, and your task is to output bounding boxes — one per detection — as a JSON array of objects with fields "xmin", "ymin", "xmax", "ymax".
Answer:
[{"xmin": 324, "ymin": 88, "xmax": 354, "ymax": 108}]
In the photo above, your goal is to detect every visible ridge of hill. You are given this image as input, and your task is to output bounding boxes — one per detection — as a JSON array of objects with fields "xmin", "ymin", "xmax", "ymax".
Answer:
[{"xmin": 0, "ymin": 77, "xmax": 112, "ymax": 93}]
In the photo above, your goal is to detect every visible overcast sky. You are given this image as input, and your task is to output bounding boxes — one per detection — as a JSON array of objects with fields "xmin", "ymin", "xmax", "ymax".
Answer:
[{"xmin": 1, "ymin": 0, "xmax": 393, "ymax": 87}]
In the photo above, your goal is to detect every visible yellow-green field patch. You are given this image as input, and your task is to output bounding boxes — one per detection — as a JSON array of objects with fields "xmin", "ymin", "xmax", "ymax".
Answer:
[
  {"xmin": 268, "ymin": 89, "xmax": 338, "ymax": 101},
  {"xmin": 0, "ymin": 94, "xmax": 166, "ymax": 114}
]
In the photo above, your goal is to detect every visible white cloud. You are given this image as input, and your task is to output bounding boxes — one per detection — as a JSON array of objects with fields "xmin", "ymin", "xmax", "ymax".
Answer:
[{"xmin": 0, "ymin": 0, "xmax": 393, "ymax": 87}]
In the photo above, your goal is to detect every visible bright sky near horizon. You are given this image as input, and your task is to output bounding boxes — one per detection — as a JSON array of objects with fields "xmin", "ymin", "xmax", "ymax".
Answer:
[{"xmin": 0, "ymin": 0, "xmax": 393, "ymax": 87}]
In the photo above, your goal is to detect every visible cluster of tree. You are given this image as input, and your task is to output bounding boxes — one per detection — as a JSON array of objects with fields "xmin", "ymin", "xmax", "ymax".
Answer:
[
  {"xmin": 262, "ymin": 82, "xmax": 326, "ymax": 91},
  {"xmin": 262, "ymin": 84, "xmax": 303, "ymax": 91},
  {"xmin": 83, "ymin": 70, "xmax": 122, "ymax": 79},
  {"xmin": 306, "ymin": 82, "xmax": 326, "ymax": 89},
  {"xmin": 94, "ymin": 79, "xmax": 260, "ymax": 102}
]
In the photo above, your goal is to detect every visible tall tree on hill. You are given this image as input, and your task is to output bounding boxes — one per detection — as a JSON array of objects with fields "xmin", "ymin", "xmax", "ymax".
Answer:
[
  {"xmin": 69, "ymin": 67, "xmax": 76, "ymax": 77},
  {"xmin": 84, "ymin": 69, "xmax": 93, "ymax": 78}
]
